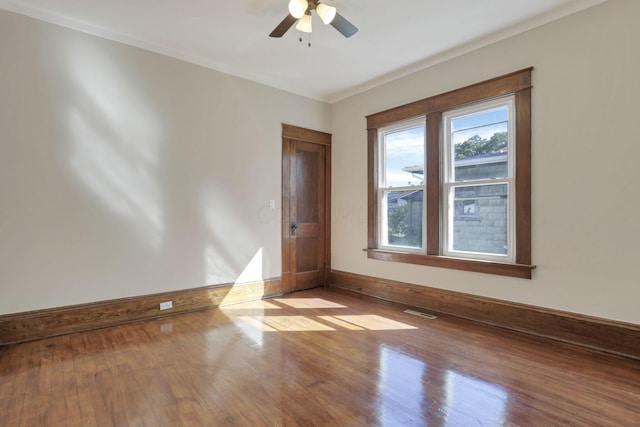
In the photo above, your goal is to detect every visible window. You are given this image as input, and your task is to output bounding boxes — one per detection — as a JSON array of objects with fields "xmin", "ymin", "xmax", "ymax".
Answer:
[
  {"xmin": 378, "ymin": 119, "xmax": 425, "ymax": 251},
  {"xmin": 366, "ymin": 69, "xmax": 535, "ymax": 278},
  {"xmin": 443, "ymin": 97, "xmax": 514, "ymax": 262}
]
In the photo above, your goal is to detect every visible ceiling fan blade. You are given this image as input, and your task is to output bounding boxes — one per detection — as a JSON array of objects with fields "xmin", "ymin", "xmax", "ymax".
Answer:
[
  {"xmin": 269, "ymin": 14, "xmax": 297, "ymax": 38},
  {"xmin": 331, "ymin": 12, "xmax": 358, "ymax": 38}
]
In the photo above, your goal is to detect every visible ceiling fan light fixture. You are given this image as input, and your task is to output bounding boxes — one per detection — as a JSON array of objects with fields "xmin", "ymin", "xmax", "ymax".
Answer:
[
  {"xmin": 316, "ymin": 3, "xmax": 336, "ymax": 25},
  {"xmin": 269, "ymin": 0, "xmax": 357, "ymax": 40},
  {"xmin": 288, "ymin": 0, "xmax": 308, "ymax": 19},
  {"xmin": 295, "ymin": 13, "xmax": 312, "ymax": 33}
]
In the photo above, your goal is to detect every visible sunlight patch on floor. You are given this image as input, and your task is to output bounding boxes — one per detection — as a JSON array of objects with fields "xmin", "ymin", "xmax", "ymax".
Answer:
[
  {"xmin": 333, "ymin": 315, "xmax": 418, "ymax": 330},
  {"xmin": 222, "ymin": 300, "xmax": 282, "ymax": 310},
  {"xmin": 260, "ymin": 316, "xmax": 336, "ymax": 332},
  {"xmin": 318, "ymin": 316, "xmax": 365, "ymax": 330},
  {"xmin": 274, "ymin": 298, "xmax": 347, "ymax": 309},
  {"xmin": 236, "ymin": 314, "xmax": 418, "ymax": 332}
]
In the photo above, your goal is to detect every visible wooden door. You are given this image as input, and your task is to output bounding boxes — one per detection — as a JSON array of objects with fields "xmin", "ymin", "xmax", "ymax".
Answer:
[{"xmin": 282, "ymin": 125, "xmax": 331, "ymax": 293}]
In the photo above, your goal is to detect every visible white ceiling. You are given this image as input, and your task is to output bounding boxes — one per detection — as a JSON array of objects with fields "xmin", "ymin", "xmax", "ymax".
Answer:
[{"xmin": 0, "ymin": 0, "xmax": 605, "ymax": 103}]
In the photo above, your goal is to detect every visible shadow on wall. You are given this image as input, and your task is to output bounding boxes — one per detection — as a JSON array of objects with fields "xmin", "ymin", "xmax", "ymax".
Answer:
[
  {"xmin": 65, "ymin": 44, "xmax": 165, "ymax": 248},
  {"xmin": 57, "ymin": 35, "xmax": 274, "ymax": 305}
]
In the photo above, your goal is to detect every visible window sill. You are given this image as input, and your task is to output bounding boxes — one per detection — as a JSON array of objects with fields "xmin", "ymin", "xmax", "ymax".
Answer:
[{"xmin": 364, "ymin": 249, "xmax": 535, "ymax": 279}]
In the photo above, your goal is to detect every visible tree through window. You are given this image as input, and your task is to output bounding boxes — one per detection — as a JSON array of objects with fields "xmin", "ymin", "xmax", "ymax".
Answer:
[{"xmin": 366, "ymin": 69, "xmax": 535, "ymax": 278}]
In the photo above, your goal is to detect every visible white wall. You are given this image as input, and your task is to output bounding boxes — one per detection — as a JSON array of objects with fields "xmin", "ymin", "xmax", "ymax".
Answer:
[
  {"xmin": 331, "ymin": 0, "xmax": 640, "ymax": 324},
  {"xmin": 0, "ymin": 10, "xmax": 330, "ymax": 315}
]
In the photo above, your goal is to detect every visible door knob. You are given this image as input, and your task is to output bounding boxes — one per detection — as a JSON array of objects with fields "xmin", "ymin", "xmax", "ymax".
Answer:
[{"xmin": 291, "ymin": 222, "xmax": 298, "ymax": 236}]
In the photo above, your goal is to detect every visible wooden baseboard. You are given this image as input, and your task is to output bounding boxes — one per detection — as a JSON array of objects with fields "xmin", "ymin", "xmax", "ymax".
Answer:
[
  {"xmin": 330, "ymin": 270, "xmax": 640, "ymax": 360},
  {"xmin": 0, "ymin": 279, "xmax": 282, "ymax": 345}
]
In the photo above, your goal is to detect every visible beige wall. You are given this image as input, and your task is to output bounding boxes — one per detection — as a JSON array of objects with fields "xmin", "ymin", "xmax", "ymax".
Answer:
[
  {"xmin": 0, "ymin": 10, "xmax": 330, "ymax": 315},
  {"xmin": 331, "ymin": 0, "xmax": 640, "ymax": 324}
]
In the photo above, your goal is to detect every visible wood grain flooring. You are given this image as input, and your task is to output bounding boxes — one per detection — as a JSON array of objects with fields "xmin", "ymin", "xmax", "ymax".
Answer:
[
  {"xmin": 1, "ymin": 288, "xmax": 638, "ymax": 426},
  {"xmin": 330, "ymin": 270, "xmax": 640, "ymax": 360}
]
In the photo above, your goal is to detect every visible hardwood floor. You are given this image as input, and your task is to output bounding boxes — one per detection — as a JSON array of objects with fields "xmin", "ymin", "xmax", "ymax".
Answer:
[{"xmin": 1, "ymin": 288, "xmax": 638, "ymax": 426}]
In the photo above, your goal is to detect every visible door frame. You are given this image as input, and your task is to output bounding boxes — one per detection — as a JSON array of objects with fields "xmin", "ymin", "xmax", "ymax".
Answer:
[{"xmin": 281, "ymin": 124, "xmax": 332, "ymax": 294}]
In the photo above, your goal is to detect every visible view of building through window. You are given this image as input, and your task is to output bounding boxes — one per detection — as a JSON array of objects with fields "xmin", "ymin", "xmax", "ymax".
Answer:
[
  {"xmin": 368, "ymin": 69, "xmax": 532, "ymax": 277},
  {"xmin": 379, "ymin": 121, "xmax": 425, "ymax": 249},
  {"xmin": 380, "ymin": 99, "xmax": 513, "ymax": 259}
]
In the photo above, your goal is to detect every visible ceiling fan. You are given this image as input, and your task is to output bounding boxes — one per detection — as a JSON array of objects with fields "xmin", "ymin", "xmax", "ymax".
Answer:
[{"xmin": 269, "ymin": 0, "xmax": 358, "ymax": 39}]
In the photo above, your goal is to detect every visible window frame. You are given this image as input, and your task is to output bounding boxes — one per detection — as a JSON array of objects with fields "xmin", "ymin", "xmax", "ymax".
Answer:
[
  {"xmin": 442, "ymin": 96, "xmax": 515, "ymax": 263},
  {"xmin": 365, "ymin": 68, "xmax": 535, "ymax": 279},
  {"xmin": 377, "ymin": 117, "xmax": 426, "ymax": 253}
]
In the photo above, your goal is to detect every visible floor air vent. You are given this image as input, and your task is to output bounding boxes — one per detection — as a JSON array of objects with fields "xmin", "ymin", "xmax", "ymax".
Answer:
[{"xmin": 404, "ymin": 309, "xmax": 437, "ymax": 320}]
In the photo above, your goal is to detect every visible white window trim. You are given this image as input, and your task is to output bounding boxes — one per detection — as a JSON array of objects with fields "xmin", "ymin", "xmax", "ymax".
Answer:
[
  {"xmin": 377, "ymin": 117, "xmax": 426, "ymax": 253},
  {"xmin": 441, "ymin": 96, "xmax": 516, "ymax": 263}
]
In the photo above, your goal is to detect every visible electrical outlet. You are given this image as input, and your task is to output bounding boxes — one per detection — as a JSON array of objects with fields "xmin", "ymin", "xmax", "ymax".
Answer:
[{"xmin": 159, "ymin": 301, "xmax": 173, "ymax": 311}]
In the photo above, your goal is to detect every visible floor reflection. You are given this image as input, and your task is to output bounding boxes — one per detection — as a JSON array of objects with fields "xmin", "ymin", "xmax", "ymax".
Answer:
[
  {"xmin": 378, "ymin": 345, "xmax": 429, "ymax": 426},
  {"xmin": 441, "ymin": 370, "xmax": 508, "ymax": 425}
]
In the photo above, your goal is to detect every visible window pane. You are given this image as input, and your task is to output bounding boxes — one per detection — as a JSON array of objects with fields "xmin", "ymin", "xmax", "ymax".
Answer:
[
  {"xmin": 384, "ymin": 126, "xmax": 424, "ymax": 187},
  {"xmin": 452, "ymin": 107, "xmax": 508, "ymax": 182},
  {"xmin": 384, "ymin": 189, "xmax": 423, "ymax": 248},
  {"xmin": 451, "ymin": 184, "xmax": 508, "ymax": 255}
]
